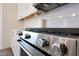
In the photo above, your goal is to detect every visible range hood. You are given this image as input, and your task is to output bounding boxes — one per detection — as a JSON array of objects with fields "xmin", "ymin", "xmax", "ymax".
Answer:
[{"xmin": 33, "ymin": 3, "xmax": 68, "ymax": 12}]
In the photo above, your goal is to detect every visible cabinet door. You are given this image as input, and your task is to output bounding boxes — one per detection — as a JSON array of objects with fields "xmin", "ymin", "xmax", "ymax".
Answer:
[
  {"xmin": 18, "ymin": 3, "xmax": 37, "ymax": 20},
  {"xmin": 0, "ymin": 4, "xmax": 2, "ymax": 50},
  {"xmin": 10, "ymin": 31, "xmax": 20, "ymax": 56},
  {"xmin": 18, "ymin": 3, "xmax": 23, "ymax": 19}
]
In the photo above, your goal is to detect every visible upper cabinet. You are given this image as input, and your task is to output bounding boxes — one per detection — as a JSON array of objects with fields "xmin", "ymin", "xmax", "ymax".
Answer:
[{"xmin": 18, "ymin": 3, "xmax": 39, "ymax": 20}]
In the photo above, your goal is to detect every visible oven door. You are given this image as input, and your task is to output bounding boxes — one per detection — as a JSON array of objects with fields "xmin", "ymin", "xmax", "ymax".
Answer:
[
  {"xmin": 17, "ymin": 39, "xmax": 45, "ymax": 56},
  {"xmin": 20, "ymin": 47, "xmax": 29, "ymax": 56}
]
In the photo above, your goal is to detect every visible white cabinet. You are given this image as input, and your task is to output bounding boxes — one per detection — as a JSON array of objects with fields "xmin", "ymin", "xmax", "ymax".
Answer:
[
  {"xmin": 0, "ymin": 4, "xmax": 3, "ymax": 50},
  {"xmin": 10, "ymin": 31, "xmax": 20, "ymax": 56},
  {"xmin": 18, "ymin": 4, "xmax": 23, "ymax": 19},
  {"xmin": 18, "ymin": 3, "xmax": 37, "ymax": 20}
]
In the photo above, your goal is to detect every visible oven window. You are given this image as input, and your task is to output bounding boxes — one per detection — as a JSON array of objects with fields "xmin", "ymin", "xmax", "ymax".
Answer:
[{"xmin": 20, "ymin": 48, "xmax": 28, "ymax": 56}]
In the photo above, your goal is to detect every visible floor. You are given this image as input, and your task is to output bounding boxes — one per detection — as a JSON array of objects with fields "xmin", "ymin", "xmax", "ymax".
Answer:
[{"xmin": 0, "ymin": 48, "xmax": 14, "ymax": 56}]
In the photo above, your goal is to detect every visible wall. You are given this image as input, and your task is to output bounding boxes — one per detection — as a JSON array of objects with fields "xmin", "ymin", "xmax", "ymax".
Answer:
[
  {"xmin": 2, "ymin": 3, "xmax": 17, "ymax": 49},
  {"xmin": 24, "ymin": 4, "xmax": 79, "ymax": 28},
  {"xmin": 43, "ymin": 3, "xmax": 79, "ymax": 28},
  {"xmin": 24, "ymin": 17, "xmax": 46, "ymax": 28},
  {"xmin": 0, "ymin": 4, "xmax": 3, "ymax": 50},
  {"xmin": 24, "ymin": 13, "xmax": 46, "ymax": 28}
]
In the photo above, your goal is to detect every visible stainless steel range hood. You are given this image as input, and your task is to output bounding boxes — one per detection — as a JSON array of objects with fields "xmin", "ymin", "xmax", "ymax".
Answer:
[{"xmin": 33, "ymin": 3, "xmax": 68, "ymax": 12}]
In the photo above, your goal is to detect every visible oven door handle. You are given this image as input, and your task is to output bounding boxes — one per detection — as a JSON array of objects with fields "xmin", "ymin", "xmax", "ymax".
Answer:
[{"xmin": 17, "ymin": 40, "xmax": 32, "ymax": 56}]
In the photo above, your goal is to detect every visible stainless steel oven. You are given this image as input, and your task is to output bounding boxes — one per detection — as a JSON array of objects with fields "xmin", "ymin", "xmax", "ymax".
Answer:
[{"xmin": 17, "ymin": 30, "xmax": 78, "ymax": 56}]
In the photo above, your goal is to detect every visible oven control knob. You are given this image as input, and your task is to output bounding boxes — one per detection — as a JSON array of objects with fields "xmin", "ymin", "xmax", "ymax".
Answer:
[
  {"xmin": 39, "ymin": 39, "xmax": 50, "ymax": 47},
  {"xmin": 51, "ymin": 42, "xmax": 68, "ymax": 56},
  {"xmin": 17, "ymin": 39, "xmax": 22, "ymax": 42},
  {"xmin": 17, "ymin": 31, "xmax": 23, "ymax": 36},
  {"xmin": 25, "ymin": 34, "xmax": 31, "ymax": 39}
]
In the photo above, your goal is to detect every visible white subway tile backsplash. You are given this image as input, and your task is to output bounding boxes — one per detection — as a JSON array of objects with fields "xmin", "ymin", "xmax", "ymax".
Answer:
[{"xmin": 24, "ymin": 3, "xmax": 79, "ymax": 28}]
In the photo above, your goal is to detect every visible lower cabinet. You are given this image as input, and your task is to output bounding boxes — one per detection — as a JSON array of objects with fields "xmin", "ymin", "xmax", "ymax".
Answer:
[{"xmin": 10, "ymin": 31, "xmax": 20, "ymax": 56}]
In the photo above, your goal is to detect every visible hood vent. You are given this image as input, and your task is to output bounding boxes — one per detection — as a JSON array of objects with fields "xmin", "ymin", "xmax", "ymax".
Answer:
[{"xmin": 33, "ymin": 3, "xmax": 68, "ymax": 12}]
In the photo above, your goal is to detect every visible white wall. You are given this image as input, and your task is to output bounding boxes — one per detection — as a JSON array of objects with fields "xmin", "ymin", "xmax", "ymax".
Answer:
[
  {"xmin": 43, "ymin": 3, "xmax": 79, "ymax": 28},
  {"xmin": 24, "ymin": 13, "xmax": 46, "ymax": 28},
  {"xmin": 24, "ymin": 18, "xmax": 46, "ymax": 28},
  {"xmin": 24, "ymin": 4, "xmax": 79, "ymax": 28},
  {"xmin": 0, "ymin": 4, "xmax": 3, "ymax": 50},
  {"xmin": 2, "ymin": 3, "xmax": 17, "ymax": 49}
]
